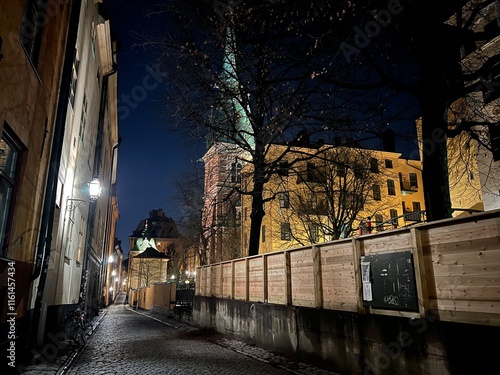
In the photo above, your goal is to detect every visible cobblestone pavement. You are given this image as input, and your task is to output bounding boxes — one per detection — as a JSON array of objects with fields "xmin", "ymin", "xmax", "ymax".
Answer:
[{"xmin": 20, "ymin": 293, "xmax": 341, "ymax": 375}]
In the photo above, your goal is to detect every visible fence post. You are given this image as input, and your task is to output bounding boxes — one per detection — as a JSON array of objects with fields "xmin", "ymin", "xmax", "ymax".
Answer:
[
  {"xmin": 411, "ymin": 227, "xmax": 428, "ymax": 318},
  {"xmin": 284, "ymin": 251, "xmax": 292, "ymax": 306},
  {"xmin": 263, "ymin": 254, "xmax": 268, "ymax": 303},
  {"xmin": 220, "ymin": 263, "xmax": 224, "ymax": 298},
  {"xmin": 352, "ymin": 238, "xmax": 365, "ymax": 313},
  {"xmin": 312, "ymin": 245, "xmax": 323, "ymax": 308},
  {"xmin": 231, "ymin": 261, "xmax": 235, "ymax": 299},
  {"xmin": 245, "ymin": 258, "xmax": 249, "ymax": 302}
]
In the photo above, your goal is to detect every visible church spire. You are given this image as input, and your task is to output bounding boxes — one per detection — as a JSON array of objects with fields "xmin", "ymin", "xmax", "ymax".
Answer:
[{"xmin": 208, "ymin": 25, "xmax": 255, "ymax": 150}]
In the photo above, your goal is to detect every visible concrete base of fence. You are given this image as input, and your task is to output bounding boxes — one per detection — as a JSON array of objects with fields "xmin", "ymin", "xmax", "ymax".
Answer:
[{"xmin": 193, "ymin": 295, "xmax": 500, "ymax": 375}]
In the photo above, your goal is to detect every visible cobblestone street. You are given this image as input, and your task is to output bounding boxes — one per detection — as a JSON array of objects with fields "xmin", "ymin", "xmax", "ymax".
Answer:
[{"xmin": 19, "ymin": 293, "xmax": 339, "ymax": 375}]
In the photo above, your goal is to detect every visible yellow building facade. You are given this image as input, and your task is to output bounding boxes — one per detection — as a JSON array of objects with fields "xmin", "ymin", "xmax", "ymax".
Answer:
[{"xmin": 241, "ymin": 144, "xmax": 425, "ymax": 254}]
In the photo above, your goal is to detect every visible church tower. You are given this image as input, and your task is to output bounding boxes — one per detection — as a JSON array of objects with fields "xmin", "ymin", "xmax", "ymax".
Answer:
[{"xmin": 201, "ymin": 26, "xmax": 253, "ymax": 264}]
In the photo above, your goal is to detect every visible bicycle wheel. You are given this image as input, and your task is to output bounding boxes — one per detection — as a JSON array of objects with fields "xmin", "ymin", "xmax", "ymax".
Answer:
[
  {"xmin": 73, "ymin": 327, "xmax": 88, "ymax": 347},
  {"xmin": 82, "ymin": 318, "xmax": 93, "ymax": 336}
]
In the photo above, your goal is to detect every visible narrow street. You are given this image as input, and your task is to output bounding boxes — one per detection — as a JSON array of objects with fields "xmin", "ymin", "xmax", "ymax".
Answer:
[{"xmin": 20, "ymin": 293, "xmax": 338, "ymax": 375}]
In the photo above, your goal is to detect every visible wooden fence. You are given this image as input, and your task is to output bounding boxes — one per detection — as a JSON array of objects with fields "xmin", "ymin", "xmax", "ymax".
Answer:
[{"xmin": 196, "ymin": 209, "xmax": 500, "ymax": 326}]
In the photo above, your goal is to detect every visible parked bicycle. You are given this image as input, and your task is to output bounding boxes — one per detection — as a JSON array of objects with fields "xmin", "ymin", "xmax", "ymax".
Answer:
[{"xmin": 65, "ymin": 308, "xmax": 93, "ymax": 347}]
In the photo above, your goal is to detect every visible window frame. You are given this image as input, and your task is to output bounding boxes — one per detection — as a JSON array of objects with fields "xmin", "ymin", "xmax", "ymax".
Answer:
[
  {"xmin": 387, "ymin": 179, "xmax": 396, "ymax": 195},
  {"xmin": 0, "ymin": 127, "xmax": 23, "ymax": 256},
  {"xmin": 20, "ymin": 0, "xmax": 48, "ymax": 69},
  {"xmin": 373, "ymin": 184, "xmax": 381, "ymax": 201},
  {"xmin": 280, "ymin": 223, "xmax": 291, "ymax": 241}
]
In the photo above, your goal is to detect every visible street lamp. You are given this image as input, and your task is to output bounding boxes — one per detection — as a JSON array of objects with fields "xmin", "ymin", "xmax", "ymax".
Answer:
[{"xmin": 67, "ymin": 177, "xmax": 103, "ymax": 211}]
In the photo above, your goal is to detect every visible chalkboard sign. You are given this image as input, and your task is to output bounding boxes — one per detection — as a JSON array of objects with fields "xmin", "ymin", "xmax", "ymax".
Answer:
[{"xmin": 360, "ymin": 251, "xmax": 418, "ymax": 312}]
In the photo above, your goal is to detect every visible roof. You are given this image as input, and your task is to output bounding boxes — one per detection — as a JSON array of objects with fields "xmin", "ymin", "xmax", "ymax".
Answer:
[
  {"xmin": 135, "ymin": 247, "xmax": 169, "ymax": 259},
  {"xmin": 130, "ymin": 209, "xmax": 180, "ymax": 239}
]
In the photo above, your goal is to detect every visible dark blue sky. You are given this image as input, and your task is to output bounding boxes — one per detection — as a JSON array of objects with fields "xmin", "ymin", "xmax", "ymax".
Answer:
[
  {"xmin": 104, "ymin": 0, "xmax": 421, "ymax": 257},
  {"xmin": 106, "ymin": 0, "xmax": 201, "ymax": 256}
]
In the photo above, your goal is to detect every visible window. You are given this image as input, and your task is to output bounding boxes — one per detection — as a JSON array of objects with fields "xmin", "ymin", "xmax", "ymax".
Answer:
[
  {"xmin": 306, "ymin": 163, "xmax": 326, "ymax": 183},
  {"xmin": 337, "ymin": 164, "xmax": 347, "ymax": 177},
  {"xmin": 409, "ymin": 173, "xmax": 418, "ymax": 188},
  {"xmin": 309, "ymin": 224, "xmax": 319, "ymax": 243},
  {"xmin": 76, "ymin": 217, "xmax": 85, "ymax": 264},
  {"xmin": 20, "ymin": 0, "xmax": 48, "ymax": 67},
  {"xmin": 390, "ymin": 209, "xmax": 398, "ymax": 226},
  {"xmin": 375, "ymin": 214, "xmax": 384, "ymax": 231},
  {"xmin": 230, "ymin": 162, "xmax": 242, "ymax": 183},
  {"xmin": 277, "ymin": 161, "xmax": 289, "ymax": 176},
  {"xmin": 69, "ymin": 51, "xmax": 80, "ymax": 108},
  {"xmin": 385, "ymin": 159, "xmax": 393, "ymax": 168},
  {"xmin": 78, "ymin": 92, "xmax": 88, "ymax": 144},
  {"xmin": 279, "ymin": 192, "xmax": 289, "ymax": 208},
  {"xmin": 370, "ymin": 158, "xmax": 379, "ymax": 173},
  {"xmin": 0, "ymin": 128, "xmax": 22, "ymax": 254},
  {"xmin": 281, "ymin": 223, "xmax": 291, "ymax": 241},
  {"xmin": 387, "ymin": 179, "xmax": 396, "ymax": 195},
  {"xmin": 412, "ymin": 201, "xmax": 421, "ymax": 212},
  {"xmin": 261, "ymin": 225, "xmax": 266, "ymax": 243},
  {"xmin": 373, "ymin": 184, "xmax": 381, "ymax": 201}
]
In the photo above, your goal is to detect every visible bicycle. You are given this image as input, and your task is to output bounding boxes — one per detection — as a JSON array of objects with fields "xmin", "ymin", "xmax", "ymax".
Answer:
[{"xmin": 65, "ymin": 308, "xmax": 92, "ymax": 347}]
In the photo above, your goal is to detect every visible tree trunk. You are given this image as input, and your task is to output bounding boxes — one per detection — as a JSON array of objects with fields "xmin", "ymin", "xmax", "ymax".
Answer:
[
  {"xmin": 417, "ymin": 21, "xmax": 456, "ymax": 222},
  {"xmin": 419, "ymin": 98, "xmax": 453, "ymax": 221},
  {"xmin": 248, "ymin": 179, "xmax": 265, "ymax": 256}
]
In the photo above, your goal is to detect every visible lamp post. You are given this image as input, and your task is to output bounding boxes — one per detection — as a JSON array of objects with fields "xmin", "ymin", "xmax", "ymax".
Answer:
[{"xmin": 67, "ymin": 177, "xmax": 102, "ymax": 210}]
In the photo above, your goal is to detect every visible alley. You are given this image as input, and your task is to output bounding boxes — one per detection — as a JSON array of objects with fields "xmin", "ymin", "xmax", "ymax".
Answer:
[{"xmin": 20, "ymin": 293, "xmax": 337, "ymax": 375}]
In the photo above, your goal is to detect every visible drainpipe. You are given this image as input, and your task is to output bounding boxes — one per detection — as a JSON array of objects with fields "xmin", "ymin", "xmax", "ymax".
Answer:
[{"xmin": 29, "ymin": 0, "xmax": 82, "ymax": 348}]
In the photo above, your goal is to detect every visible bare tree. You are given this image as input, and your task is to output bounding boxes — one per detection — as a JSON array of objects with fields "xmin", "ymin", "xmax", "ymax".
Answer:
[
  {"xmin": 154, "ymin": 0, "xmax": 392, "ymax": 257},
  {"xmin": 312, "ymin": 0, "xmax": 500, "ymax": 220}
]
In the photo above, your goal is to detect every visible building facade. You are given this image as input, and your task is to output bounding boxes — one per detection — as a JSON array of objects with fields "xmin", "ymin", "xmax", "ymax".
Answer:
[
  {"xmin": 126, "ymin": 209, "xmax": 179, "ymax": 304},
  {"xmin": 0, "ymin": 0, "xmax": 119, "ymax": 366},
  {"xmin": 241, "ymin": 144, "xmax": 425, "ymax": 254},
  {"xmin": 0, "ymin": 0, "xmax": 73, "ymax": 362}
]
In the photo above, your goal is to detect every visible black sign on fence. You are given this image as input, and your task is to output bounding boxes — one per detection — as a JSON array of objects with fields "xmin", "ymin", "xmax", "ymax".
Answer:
[{"xmin": 360, "ymin": 251, "xmax": 418, "ymax": 312}]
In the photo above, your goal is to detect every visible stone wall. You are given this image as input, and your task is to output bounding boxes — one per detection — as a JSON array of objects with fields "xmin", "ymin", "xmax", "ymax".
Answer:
[{"xmin": 193, "ymin": 296, "xmax": 500, "ymax": 375}]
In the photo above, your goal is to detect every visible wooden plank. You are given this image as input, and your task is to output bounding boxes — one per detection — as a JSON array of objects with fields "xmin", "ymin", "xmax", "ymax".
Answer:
[
  {"xmin": 427, "ymin": 236, "xmax": 500, "ymax": 255},
  {"xmin": 429, "ymin": 299, "xmax": 500, "ymax": 314},
  {"xmin": 424, "ymin": 262, "xmax": 500, "ymax": 277},
  {"xmin": 429, "ymin": 310, "xmax": 500, "ymax": 326},
  {"xmin": 285, "ymin": 251, "xmax": 292, "ymax": 306},
  {"xmin": 427, "ymin": 249, "xmax": 500, "ymax": 266},
  {"xmin": 323, "ymin": 301, "xmax": 358, "ymax": 312},
  {"xmin": 423, "ymin": 219, "xmax": 499, "ymax": 246},
  {"xmin": 411, "ymin": 227, "xmax": 428, "ymax": 318},
  {"xmin": 433, "ymin": 286, "xmax": 500, "ymax": 301},
  {"xmin": 263, "ymin": 255, "xmax": 268, "ymax": 303},
  {"xmin": 435, "ymin": 275, "xmax": 500, "ymax": 287},
  {"xmin": 245, "ymin": 258, "xmax": 249, "ymax": 302},
  {"xmin": 352, "ymin": 238, "xmax": 364, "ymax": 313}
]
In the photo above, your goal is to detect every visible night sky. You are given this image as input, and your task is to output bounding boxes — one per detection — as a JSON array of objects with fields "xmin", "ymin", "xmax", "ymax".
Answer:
[
  {"xmin": 104, "ymin": 0, "xmax": 421, "ymax": 258},
  {"xmin": 105, "ymin": 0, "xmax": 202, "ymax": 257}
]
